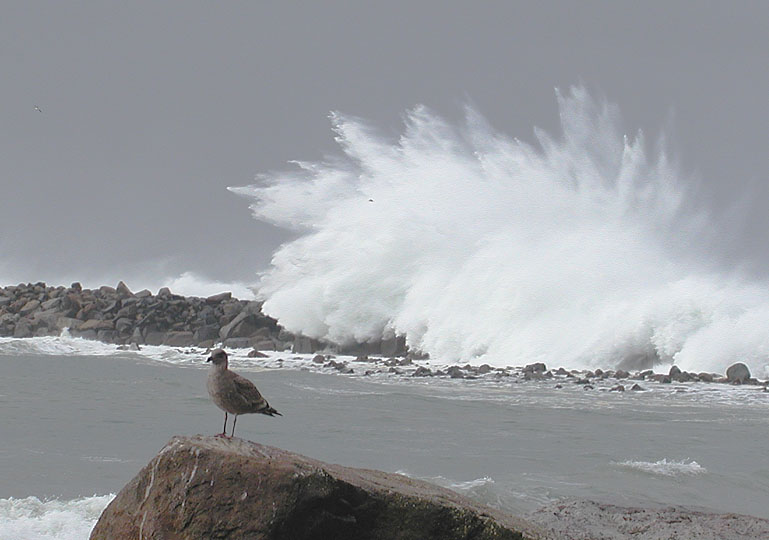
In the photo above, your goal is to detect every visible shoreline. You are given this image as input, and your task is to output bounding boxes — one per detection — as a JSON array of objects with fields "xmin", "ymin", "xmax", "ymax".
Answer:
[{"xmin": 1, "ymin": 281, "xmax": 767, "ymax": 389}]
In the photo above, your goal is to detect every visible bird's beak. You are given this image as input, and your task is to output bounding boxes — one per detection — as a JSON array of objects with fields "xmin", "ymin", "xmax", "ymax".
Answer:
[{"xmin": 206, "ymin": 357, "xmax": 212, "ymax": 363}]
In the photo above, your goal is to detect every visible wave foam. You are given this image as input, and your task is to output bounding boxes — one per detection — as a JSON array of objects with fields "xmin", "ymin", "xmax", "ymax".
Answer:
[
  {"xmin": 0, "ymin": 494, "xmax": 113, "ymax": 540},
  {"xmin": 614, "ymin": 459, "xmax": 707, "ymax": 477},
  {"xmin": 232, "ymin": 87, "xmax": 769, "ymax": 377}
]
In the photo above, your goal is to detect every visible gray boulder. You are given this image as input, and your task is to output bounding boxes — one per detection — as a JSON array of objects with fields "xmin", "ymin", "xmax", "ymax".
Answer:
[
  {"xmin": 163, "ymin": 331, "xmax": 195, "ymax": 347},
  {"xmin": 726, "ymin": 362, "xmax": 751, "ymax": 384},
  {"xmin": 19, "ymin": 300, "xmax": 40, "ymax": 316},
  {"xmin": 115, "ymin": 281, "xmax": 133, "ymax": 298},
  {"xmin": 13, "ymin": 318, "xmax": 33, "ymax": 338},
  {"xmin": 193, "ymin": 325, "xmax": 220, "ymax": 344},
  {"xmin": 205, "ymin": 291, "xmax": 231, "ymax": 304},
  {"xmin": 219, "ymin": 311, "xmax": 260, "ymax": 340}
]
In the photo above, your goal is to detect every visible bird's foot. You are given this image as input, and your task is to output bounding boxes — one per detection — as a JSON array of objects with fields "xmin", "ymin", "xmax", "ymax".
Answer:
[{"xmin": 214, "ymin": 432, "xmax": 231, "ymax": 439}]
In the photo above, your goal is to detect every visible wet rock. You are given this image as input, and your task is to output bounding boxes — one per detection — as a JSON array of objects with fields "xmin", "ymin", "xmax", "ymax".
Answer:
[
  {"xmin": 19, "ymin": 299, "xmax": 40, "ymax": 316},
  {"xmin": 698, "ymin": 372, "xmax": 715, "ymax": 383},
  {"xmin": 247, "ymin": 349, "xmax": 268, "ymax": 358},
  {"xmin": 630, "ymin": 383, "xmax": 645, "ymax": 391},
  {"xmin": 157, "ymin": 287, "xmax": 172, "ymax": 298},
  {"xmin": 163, "ymin": 331, "xmax": 195, "ymax": 347},
  {"xmin": 669, "ymin": 365, "xmax": 682, "ymax": 378},
  {"xmin": 447, "ymin": 366, "xmax": 465, "ymax": 379},
  {"xmin": 726, "ymin": 362, "xmax": 751, "ymax": 384},
  {"xmin": 205, "ymin": 291, "xmax": 232, "ymax": 304},
  {"xmin": 115, "ymin": 281, "xmax": 133, "ymax": 298},
  {"xmin": 90, "ymin": 436, "xmax": 537, "ymax": 540},
  {"xmin": 99, "ymin": 285, "xmax": 116, "ymax": 296},
  {"xmin": 413, "ymin": 366, "xmax": 434, "ymax": 377},
  {"xmin": 574, "ymin": 378, "xmax": 590, "ymax": 385},
  {"xmin": 614, "ymin": 369, "xmax": 630, "ymax": 379},
  {"xmin": 523, "ymin": 362, "xmax": 547, "ymax": 373},
  {"xmin": 193, "ymin": 325, "xmax": 219, "ymax": 344},
  {"xmin": 144, "ymin": 331, "xmax": 167, "ymax": 346},
  {"xmin": 610, "ymin": 385, "xmax": 625, "ymax": 392},
  {"xmin": 79, "ymin": 319, "xmax": 114, "ymax": 331},
  {"xmin": 223, "ymin": 337, "xmax": 251, "ymax": 349},
  {"xmin": 13, "ymin": 318, "xmax": 33, "ymax": 338},
  {"xmin": 478, "ymin": 364, "xmax": 492, "ymax": 374}
]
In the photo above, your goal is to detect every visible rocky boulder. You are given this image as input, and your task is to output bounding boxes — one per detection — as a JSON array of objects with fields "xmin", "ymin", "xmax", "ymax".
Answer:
[
  {"xmin": 726, "ymin": 362, "xmax": 751, "ymax": 384},
  {"xmin": 90, "ymin": 436, "xmax": 540, "ymax": 540}
]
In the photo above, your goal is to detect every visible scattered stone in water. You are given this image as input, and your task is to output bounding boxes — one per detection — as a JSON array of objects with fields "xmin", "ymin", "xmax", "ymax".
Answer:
[
  {"xmin": 247, "ymin": 349, "xmax": 268, "ymax": 358},
  {"xmin": 614, "ymin": 369, "xmax": 630, "ymax": 379},
  {"xmin": 630, "ymin": 383, "xmax": 645, "ymax": 391},
  {"xmin": 583, "ymin": 385, "xmax": 594, "ymax": 390},
  {"xmin": 412, "ymin": 366, "xmax": 433, "ymax": 377},
  {"xmin": 446, "ymin": 366, "xmax": 465, "ymax": 379},
  {"xmin": 523, "ymin": 362, "xmax": 547, "ymax": 373},
  {"xmin": 574, "ymin": 378, "xmax": 590, "ymax": 385},
  {"xmin": 554, "ymin": 384, "xmax": 563, "ymax": 389},
  {"xmin": 726, "ymin": 362, "xmax": 751, "ymax": 384}
]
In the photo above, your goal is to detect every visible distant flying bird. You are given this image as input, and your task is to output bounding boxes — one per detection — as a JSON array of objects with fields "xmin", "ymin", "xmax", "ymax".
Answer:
[
  {"xmin": 206, "ymin": 348, "xmax": 281, "ymax": 438},
  {"xmin": 34, "ymin": 106, "xmax": 42, "ymax": 113}
]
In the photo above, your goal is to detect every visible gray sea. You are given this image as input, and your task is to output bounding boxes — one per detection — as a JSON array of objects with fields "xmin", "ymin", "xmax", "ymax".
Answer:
[{"xmin": 1, "ymin": 336, "xmax": 768, "ymax": 539}]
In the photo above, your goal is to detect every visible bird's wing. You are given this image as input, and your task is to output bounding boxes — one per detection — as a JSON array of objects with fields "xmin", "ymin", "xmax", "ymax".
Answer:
[{"xmin": 231, "ymin": 372, "xmax": 271, "ymax": 412}]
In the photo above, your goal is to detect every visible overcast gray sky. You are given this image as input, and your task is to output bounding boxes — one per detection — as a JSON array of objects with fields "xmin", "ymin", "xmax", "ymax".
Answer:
[{"xmin": 1, "ymin": 1, "xmax": 768, "ymax": 292}]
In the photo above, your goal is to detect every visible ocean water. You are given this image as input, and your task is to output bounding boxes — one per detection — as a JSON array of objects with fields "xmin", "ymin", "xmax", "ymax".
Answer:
[{"xmin": 1, "ymin": 336, "xmax": 768, "ymax": 538}]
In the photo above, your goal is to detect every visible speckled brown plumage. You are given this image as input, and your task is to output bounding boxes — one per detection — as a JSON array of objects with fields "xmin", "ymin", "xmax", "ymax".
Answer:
[{"xmin": 206, "ymin": 348, "xmax": 280, "ymax": 437}]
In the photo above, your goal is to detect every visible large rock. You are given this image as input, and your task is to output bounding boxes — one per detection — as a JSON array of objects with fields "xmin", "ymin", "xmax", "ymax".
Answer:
[
  {"xmin": 219, "ymin": 311, "xmax": 261, "ymax": 340},
  {"xmin": 90, "ymin": 436, "xmax": 539, "ymax": 540},
  {"xmin": 19, "ymin": 299, "xmax": 40, "ymax": 315},
  {"xmin": 726, "ymin": 362, "xmax": 751, "ymax": 384},
  {"xmin": 163, "ymin": 331, "xmax": 195, "ymax": 347}
]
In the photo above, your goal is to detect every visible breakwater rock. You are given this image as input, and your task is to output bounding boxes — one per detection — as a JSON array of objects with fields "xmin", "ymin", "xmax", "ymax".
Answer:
[
  {"xmin": 89, "ymin": 435, "xmax": 541, "ymax": 540},
  {"xmin": 0, "ymin": 281, "xmax": 407, "ymax": 355}
]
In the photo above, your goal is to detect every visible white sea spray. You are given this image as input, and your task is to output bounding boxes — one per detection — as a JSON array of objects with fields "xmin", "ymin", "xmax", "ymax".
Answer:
[
  {"xmin": 230, "ymin": 87, "xmax": 769, "ymax": 377},
  {"xmin": 0, "ymin": 494, "xmax": 113, "ymax": 540}
]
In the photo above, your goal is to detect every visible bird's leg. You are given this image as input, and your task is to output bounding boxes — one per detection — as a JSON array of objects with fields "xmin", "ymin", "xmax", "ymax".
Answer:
[
  {"xmin": 216, "ymin": 412, "xmax": 229, "ymax": 438},
  {"xmin": 231, "ymin": 415, "xmax": 238, "ymax": 438}
]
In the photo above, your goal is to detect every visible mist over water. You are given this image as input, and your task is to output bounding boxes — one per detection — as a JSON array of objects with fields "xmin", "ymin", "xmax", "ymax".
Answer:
[{"xmin": 232, "ymin": 88, "xmax": 769, "ymax": 377}]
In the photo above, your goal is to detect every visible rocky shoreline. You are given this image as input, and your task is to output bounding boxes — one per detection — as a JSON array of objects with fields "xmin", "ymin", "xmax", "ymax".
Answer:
[
  {"xmin": 1, "ymin": 281, "xmax": 766, "ymax": 390},
  {"xmin": 0, "ymin": 281, "xmax": 405, "ymax": 356}
]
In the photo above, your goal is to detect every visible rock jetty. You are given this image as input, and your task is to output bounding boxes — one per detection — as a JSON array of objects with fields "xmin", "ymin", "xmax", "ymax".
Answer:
[
  {"xmin": 89, "ymin": 435, "xmax": 540, "ymax": 540},
  {"xmin": 0, "ymin": 281, "xmax": 406, "ymax": 355}
]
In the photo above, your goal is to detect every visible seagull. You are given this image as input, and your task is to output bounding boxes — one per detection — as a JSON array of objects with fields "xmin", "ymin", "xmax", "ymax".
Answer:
[
  {"xmin": 206, "ymin": 348, "xmax": 281, "ymax": 438},
  {"xmin": 34, "ymin": 106, "xmax": 42, "ymax": 113}
]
